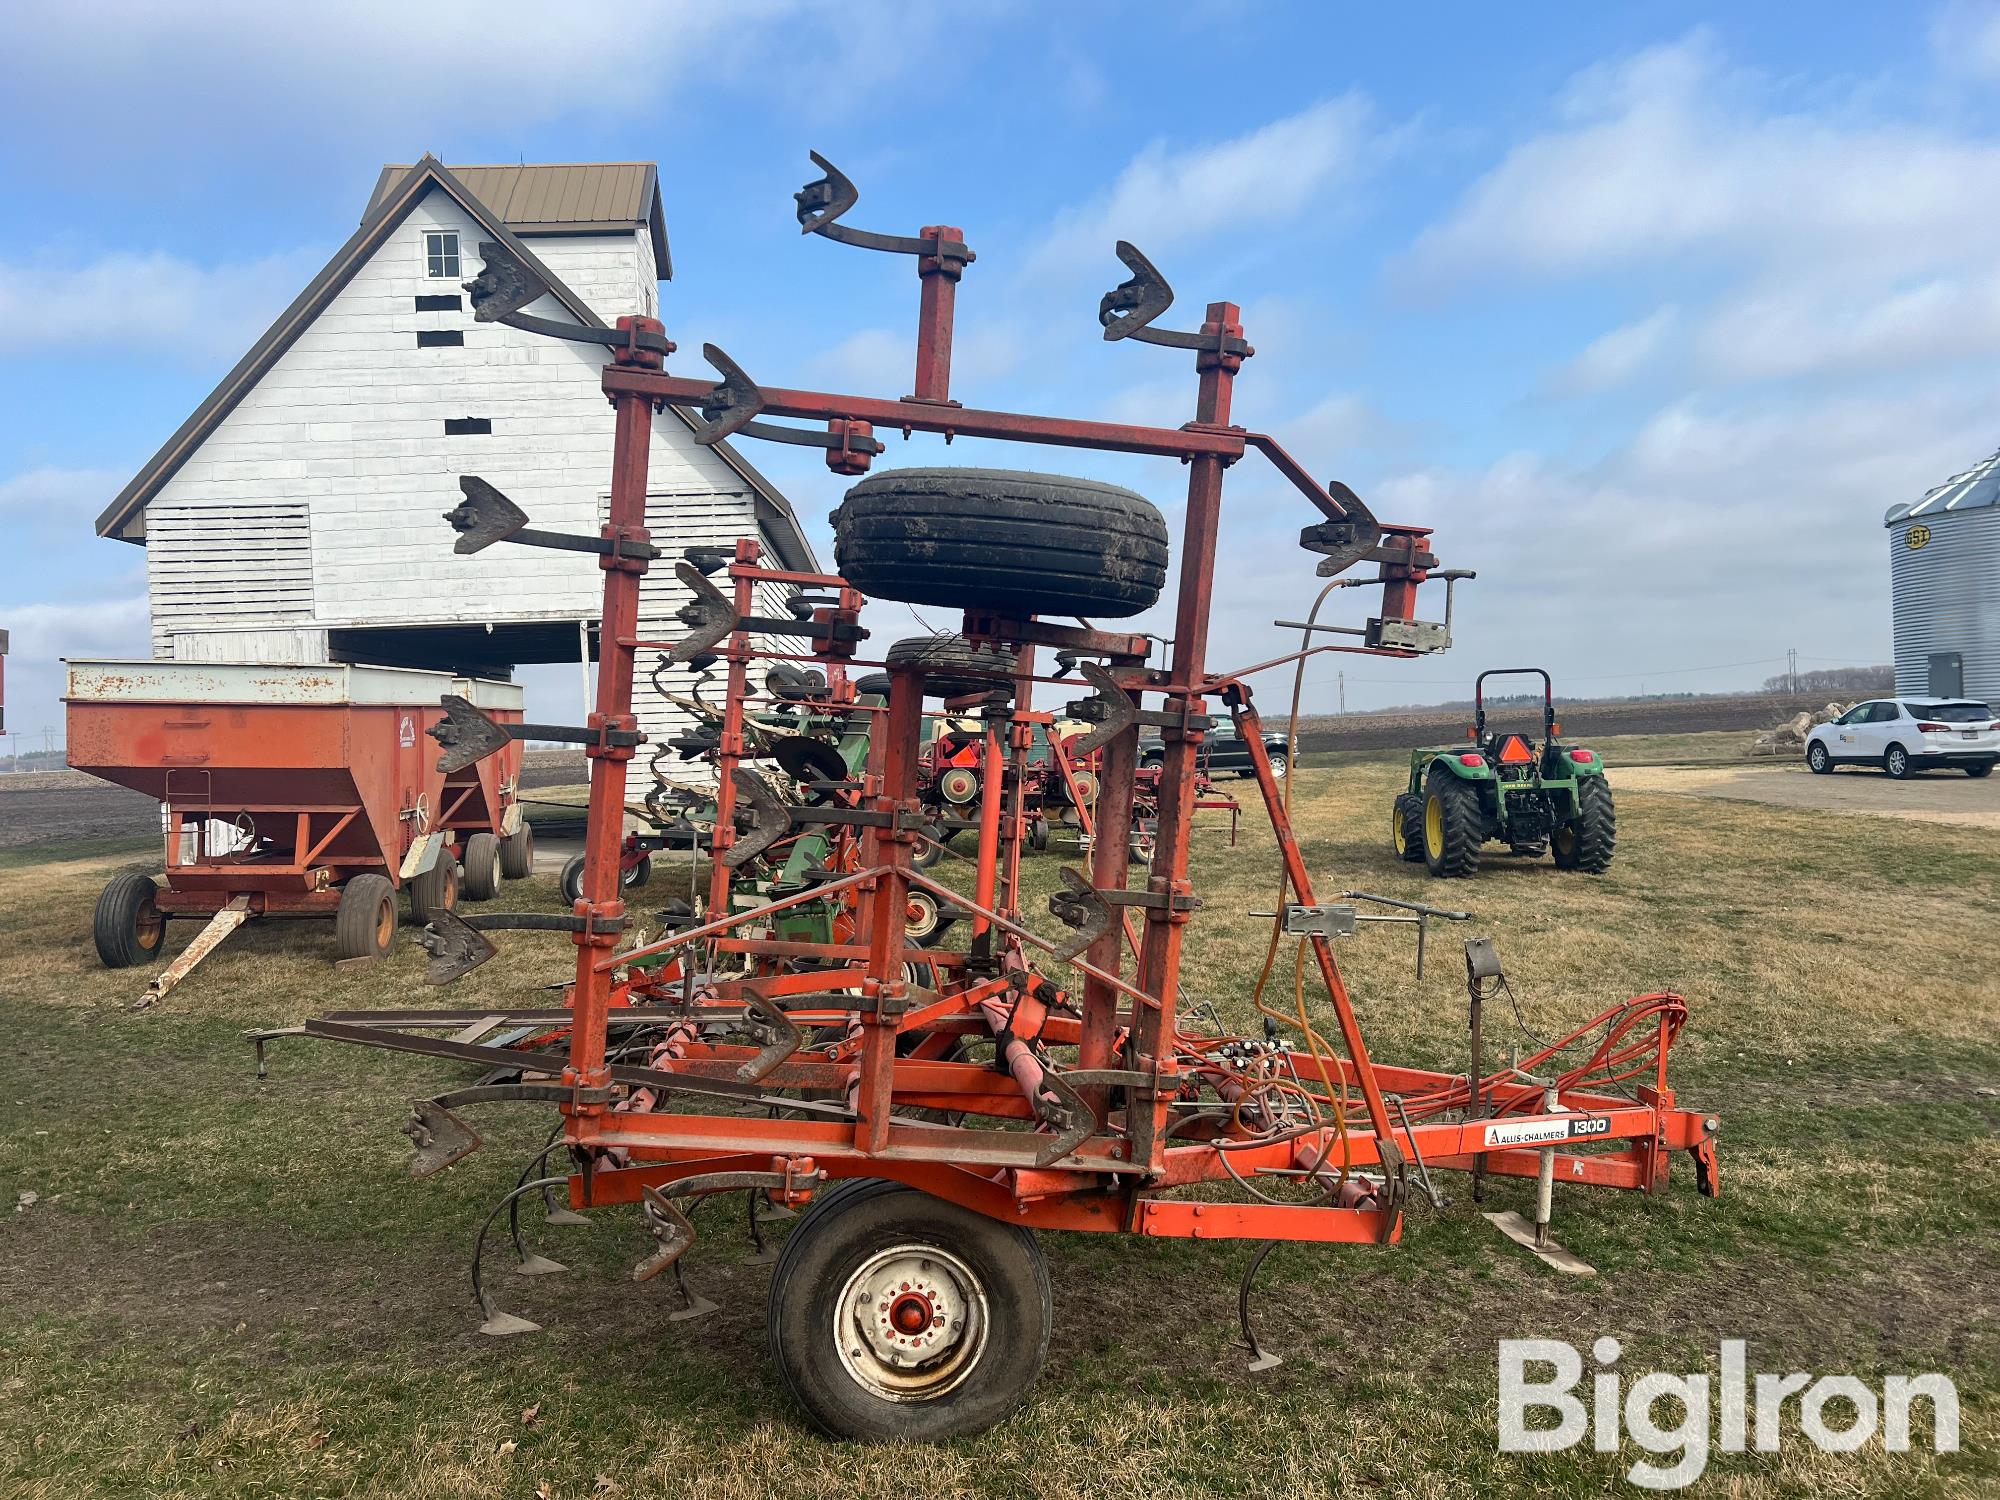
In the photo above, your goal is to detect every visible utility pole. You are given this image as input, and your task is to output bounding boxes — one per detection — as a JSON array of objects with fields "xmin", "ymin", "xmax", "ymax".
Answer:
[
  {"xmin": 1338, "ymin": 670, "xmax": 1346, "ymax": 715},
  {"xmin": 1787, "ymin": 648, "xmax": 1798, "ymax": 696}
]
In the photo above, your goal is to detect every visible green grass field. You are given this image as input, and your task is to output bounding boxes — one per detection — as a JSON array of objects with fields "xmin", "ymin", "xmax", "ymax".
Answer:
[{"xmin": 1, "ymin": 746, "xmax": 1994, "ymax": 1498}]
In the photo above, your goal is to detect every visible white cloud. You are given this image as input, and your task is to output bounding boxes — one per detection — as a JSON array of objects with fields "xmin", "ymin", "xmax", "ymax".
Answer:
[
  {"xmin": 1024, "ymin": 96, "xmax": 1379, "ymax": 280},
  {"xmin": 0, "ymin": 250, "xmax": 323, "ymax": 361},
  {"xmin": 1407, "ymin": 35, "xmax": 2000, "ymax": 286},
  {"xmin": 1931, "ymin": 0, "xmax": 2000, "ymax": 79},
  {"xmin": 0, "ymin": 466, "xmax": 124, "ymax": 516},
  {"xmin": 1548, "ymin": 306, "xmax": 1678, "ymax": 395},
  {"xmin": 1694, "ymin": 270, "xmax": 2000, "ymax": 382},
  {"xmin": 2, "ymin": 594, "xmax": 153, "ymax": 744}
]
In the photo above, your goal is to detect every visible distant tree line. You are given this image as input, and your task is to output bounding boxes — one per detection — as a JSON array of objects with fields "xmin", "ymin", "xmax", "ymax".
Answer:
[{"xmin": 1760, "ymin": 665, "xmax": 1894, "ymax": 696}]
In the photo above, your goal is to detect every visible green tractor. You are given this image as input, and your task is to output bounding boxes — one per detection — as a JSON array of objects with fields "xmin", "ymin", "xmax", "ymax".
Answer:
[{"xmin": 1391, "ymin": 668, "xmax": 1615, "ymax": 878}]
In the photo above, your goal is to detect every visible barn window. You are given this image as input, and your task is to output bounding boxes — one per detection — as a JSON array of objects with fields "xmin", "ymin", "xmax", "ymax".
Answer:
[
  {"xmin": 414, "ymin": 293, "xmax": 461, "ymax": 312},
  {"xmin": 417, "ymin": 330, "xmax": 464, "ymax": 348},
  {"xmin": 444, "ymin": 417, "xmax": 491, "ymax": 435},
  {"xmin": 424, "ymin": 231, "xmax": 460, "ymax": 278}
]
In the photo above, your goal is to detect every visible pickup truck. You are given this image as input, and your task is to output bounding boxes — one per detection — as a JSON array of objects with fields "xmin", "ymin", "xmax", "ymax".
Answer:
[{"xmin": 1137, "ymin": 718, "xmax": 1293, "ymax": 778}]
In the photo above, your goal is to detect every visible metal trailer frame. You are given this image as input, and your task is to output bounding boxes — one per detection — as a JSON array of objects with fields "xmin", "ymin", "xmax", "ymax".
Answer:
[{"xmin": 286, "ymin": 155, "xmax": 1719, "ymax": 1425}]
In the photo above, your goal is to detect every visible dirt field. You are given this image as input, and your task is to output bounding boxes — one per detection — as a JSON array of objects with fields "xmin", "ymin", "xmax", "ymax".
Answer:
[
  {"xmin": 1617, "ymin": 763, "xmax": 2000, "ymax": 830},
  {"xmin": 0, "ymin": 744, "xmax": 1994, "ymax": 1498},
  {"xmin": 1294, "ymin": 691, "xmax": 1832, "ymax": 753}
]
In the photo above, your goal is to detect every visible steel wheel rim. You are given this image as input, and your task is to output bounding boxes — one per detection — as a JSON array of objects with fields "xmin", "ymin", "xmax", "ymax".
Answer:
[
  {"xmin": 134, "ymin": 896, "xmax": 165, "ymax": 949},
  {"xmin": 1392, "ymin": 807, "xmax": 1406, "ymax": 854},
  {"xmin": 374, "ymin": 897, "xmax": 395, "ymax": 948},
  {"xmin": 1270, "ymin": 753, "xmax": 1288, "ymax": 779},
  {"xmin": 836, "ymin": 1243, "xmax": 987, "ymax": 1402},
  {"xmin": 1425, "ymin": 795, "xmax": 1444, "ymax": 856},
  {"xmin": 905, "ymin": 893, "xmax": 941, "ymax": 940}
]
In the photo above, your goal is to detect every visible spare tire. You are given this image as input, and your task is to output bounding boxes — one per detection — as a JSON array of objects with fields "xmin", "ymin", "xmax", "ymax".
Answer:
[
  {"xmin": 886, "ymin": 633, "xmax": 1018, "ymax": 699},
  {"xmin": 833, "ymin": 468, "xmax": 1168, "ymax": 619}
]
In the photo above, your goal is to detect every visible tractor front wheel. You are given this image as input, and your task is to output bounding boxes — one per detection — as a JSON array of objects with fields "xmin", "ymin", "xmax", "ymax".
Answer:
[
  {"xmin": 1421, "ymin": 768, "xmax": 1482, "ymax": 878},
  {"xmin": 1553, "ymin": 777, "xmax": 1617, "ymax": 874},
  {"xmin": 1391, "ymin": 793, "xmax": 1425, "ymax": 862},
  {"xmin": 767, "ymin": 1179, "xmax": 1050, "ymax": 1442}
]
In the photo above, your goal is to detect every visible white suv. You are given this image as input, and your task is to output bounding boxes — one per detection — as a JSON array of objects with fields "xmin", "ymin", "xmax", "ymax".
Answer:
[{"xmin": 1805, "ymin": 699, "xmax": 1999, "ymax": 779}]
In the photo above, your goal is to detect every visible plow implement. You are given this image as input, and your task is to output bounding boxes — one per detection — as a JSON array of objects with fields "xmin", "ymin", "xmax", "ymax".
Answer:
[{"xmin": 262, "ymin": 152, "xmax": 1719, "ymax": 1440}]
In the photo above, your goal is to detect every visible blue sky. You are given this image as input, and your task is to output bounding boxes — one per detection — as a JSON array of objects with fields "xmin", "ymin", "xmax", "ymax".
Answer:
[{"xmin": 5, "ymin": 2, "xmax": 2000, "ymax": 741}]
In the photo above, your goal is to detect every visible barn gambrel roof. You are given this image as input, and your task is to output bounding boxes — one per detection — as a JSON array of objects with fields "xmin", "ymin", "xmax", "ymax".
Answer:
[{"xmin": 97, "ymin": 156, "xmax": 813, "ymax": 568}]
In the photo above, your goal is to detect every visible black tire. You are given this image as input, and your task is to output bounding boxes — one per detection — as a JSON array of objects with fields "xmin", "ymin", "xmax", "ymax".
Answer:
[
  {"xmin": 407, "ymin": 855, "xmax": 460, "ymax": 921},
  {"xmin": 93, "ymin": 872, "xmax": 166, "ymax": 969},
  {"xmin": 1029, "ymin": 816, "xmax": 1050, "ymax": 852},
  {"xmin": 853, "ymin": 672, "xmax": 893, "ymax": 698},
  {"xmin": 498, "ymin": 823, "xmax": 535, "ymax": 879},
  {"xmin": 767, "ymin": 1180, "xmax": 1050, "ymax": 1441},
  {"xmin": 334, "ymin": 873, "xmax": 398, "ymax": 960},
  {"xmin": 833, "ymin": 468, "xmax": 1168, "ymax": 619},
  {"xmin": 1421, "ymin": 765, "xmax": 1483, "ymax": 878},
  {"xmin": 1805, "ymin": 741, "xmax": 1832, "ymax": 775},
  {"xmin": 905, "ymin": 889, "xmax": 955, "ymax": 948},
  {"xmin": 912, "ymin": 825, "xmax": 945, "ymax": 870},
  {"xmin": 1884, "ymin": 744, "xmax": 1914, "ymax": 780},
  {"xmin": 1262, "ymin": 750, "xmax": 1289, "ymax": 780},
  {"xmin": 886, "ymin": 633, "xmax": 1018, "ymax": 699},
  {"xmin": 1391, "ymin": 793, "xmax": 1425, "ymax": 862},
  {"xmin": 461, "ymin": 832, "xmax": 501, "ymax": 901},
  {"xmin": 1557, "ymin": 776, "xmax": 1617, "ymax": 874},
  {"xmin": 561, "ymin": 850, "xmax": 648, "ymax": 905},
  {"xmin": 1968, "ymin": 762, "xmax": 1994, "ymax": 779}
]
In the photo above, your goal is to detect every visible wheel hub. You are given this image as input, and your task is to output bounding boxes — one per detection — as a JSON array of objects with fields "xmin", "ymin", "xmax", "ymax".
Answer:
[{"xmin": 837, "ymin": 1244, "xmax": 986, "ymax": 1401}]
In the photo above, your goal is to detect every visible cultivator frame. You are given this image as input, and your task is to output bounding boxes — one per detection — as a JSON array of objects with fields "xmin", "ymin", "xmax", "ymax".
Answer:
[{"xmin": 285, "ymin": 153, "xmax": 1719, "ymax": 1433}]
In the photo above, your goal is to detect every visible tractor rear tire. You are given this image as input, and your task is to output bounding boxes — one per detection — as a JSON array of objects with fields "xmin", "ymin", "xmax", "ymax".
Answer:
[
  {"xmin": 407, "ymin": 855, "xmax": 460, "ymax": 921},
  {"xmin": 1391, "ymin": 794, "xmax": 1424, "ymax": 862},
  {"xmin": 1421, "ymin": 766, "xmax": 1482, "ymax": 878},
  {"xmin": 335, "ymin": 874, "xmax": 398, "ymax": 961},
  {"xmin": 461, "ymin": 832, "xmax": 501, "ymax": 901},
  {"xmin": 886, "ymin": 633, "xmax": 1018, "ymax": 699},
  {"xmin": 1572, "ymin": 777, "xmax": 1616, "ymax": 873},
  {"xmin": 833, "ymin": 469, "xmax": 1169, "ymax": 619},
  {"xmin": 498, "ymin": 823, "xmax": 536, "ymax": 879},
  {"xmin": 767, "ymin": 1179, "xmax": 1049, "ymax": 1442},
  {"xmin": 93, "ymin": 872, "xmax": 167, "ymax": 969}
]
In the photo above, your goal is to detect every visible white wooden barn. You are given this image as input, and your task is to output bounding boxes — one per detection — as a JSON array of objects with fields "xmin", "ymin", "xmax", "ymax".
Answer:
[{"xmin": 96, "ymin": 157, "xmax": 817, "ymax": 746}]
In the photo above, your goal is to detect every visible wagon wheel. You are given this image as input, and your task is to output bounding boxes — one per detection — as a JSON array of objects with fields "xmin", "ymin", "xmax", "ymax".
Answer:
[
  {"xmin": 407, "ymin": 854, "xmax": 461, "ymax": 921},
  {"xmin": 334, "ymin": 874, "xmax": 398, "ymax": 960},
  {"xmin": 767, "ymin": 1180, "xmax": 1050, "ymax": 1441},
  {"xmin": 498, "ymin": 822, "xmax": 536, "ymax": 879},
  {"xmin": 92, "ymin": 873, "xmax": 167, "ymax": 969},
  {"xmin": 461, "ymin": 832, "xmax": 502, "ymax": 901}
]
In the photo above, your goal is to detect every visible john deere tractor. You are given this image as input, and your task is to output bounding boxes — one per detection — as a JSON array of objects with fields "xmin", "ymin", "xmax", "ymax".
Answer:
[{"xmin": 1391, "ymin": 668, "xmax": 1615, "ymax": 878}]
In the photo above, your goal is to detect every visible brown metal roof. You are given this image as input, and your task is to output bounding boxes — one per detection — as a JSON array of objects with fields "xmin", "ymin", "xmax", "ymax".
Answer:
[{"xmin": 367, "ymin": 162, "xmax": 670, "ymax": 276}]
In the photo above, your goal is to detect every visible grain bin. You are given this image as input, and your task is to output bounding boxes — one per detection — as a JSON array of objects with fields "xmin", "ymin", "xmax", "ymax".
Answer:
[{"xmin": 1885, "ymin": 448, "xmax": 2000, "ymax": 702}]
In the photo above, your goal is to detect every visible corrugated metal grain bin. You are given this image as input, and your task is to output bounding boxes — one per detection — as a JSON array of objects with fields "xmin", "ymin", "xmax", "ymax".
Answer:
[{"xmin": 1885, "ymin": 449, "xmax": 2000, "ymax": 703}]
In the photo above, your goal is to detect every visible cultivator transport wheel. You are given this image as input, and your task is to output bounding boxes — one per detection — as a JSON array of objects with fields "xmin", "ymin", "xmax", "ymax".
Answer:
[
  {"xmin": 498, "ymin": 823, "xmax": 536, "ymax": 880},
  {"xmin": 461, "ymin": 832, "xmax": 502, "ymax": 901},
  {"xmin": 937, "ymin": 766, "xmax": 981, "ymax": 805},
  {"xmin": 833, "ymin": 469, "xmax": 1169, "ymax": 619},
  {"xmin": 885, "ymin": 633, "xmax": 1019, "ymax": 699},
  {"xmin": 1391, "ymin": 794, "xmax": 1425, "ymax": 862},
  {"xmin": 92, "ymin": 872, "xmax": 167, "ymax": 969},
  {"xmin": 407, "ymin": 855, "xmax": 460, "ymax": 921},
  {"xmin": 1029, "ymin": 816, "xmax": 1050, "ymax": 852},
  {"xmin": 334, "ymin": 874, "xmax": 398, "ymax": 961},
  {"xmin": 904, "ymin": 889, "xmax": 956, "ymax": 948},
  {"xmin": 767, "ymin": 1180, "xmax": 1050, "ymax": 1442},
  {"xmin": 1422, "ymin": 765, "xmax": 1482, "ymax": 878},
  {"xmin": 912, "ymin": 826, "xmax": 946, "ymax": 870}
]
